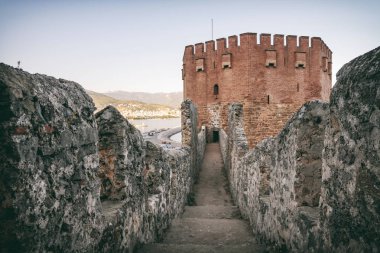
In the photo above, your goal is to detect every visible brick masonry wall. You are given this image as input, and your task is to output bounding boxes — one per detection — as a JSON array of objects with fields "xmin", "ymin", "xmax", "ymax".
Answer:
[
  {"xmin": 183, "ymin": 33, "xmax": 332, "ymax": 147},
  {"xmin": 242, "ymin": 102, "xmax": 302, "ymax": 147},
  {"xmin": 198, "ymin": 101, "xmax": 300, "ymax": 147}
]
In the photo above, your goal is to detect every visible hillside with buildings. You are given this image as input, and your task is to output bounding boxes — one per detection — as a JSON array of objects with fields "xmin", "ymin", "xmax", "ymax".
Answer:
[
  {"xmin": 86, "ymin": 90, "xmax": 180, "ymax": 119},
  {"xmin": 104, "ymin": 91, "xmax": 183, "ymax": 108}
]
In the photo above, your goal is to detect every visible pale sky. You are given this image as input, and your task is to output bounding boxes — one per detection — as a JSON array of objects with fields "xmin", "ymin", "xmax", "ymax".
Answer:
[{"xmin": 0, "ymin": 0, "xmax": 379, "ymax": 93}]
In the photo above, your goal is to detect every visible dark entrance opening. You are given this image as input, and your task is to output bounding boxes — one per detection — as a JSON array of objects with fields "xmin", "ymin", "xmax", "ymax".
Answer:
[{"xmin": 212, "ymin": 130, "xmax": 219, "ymax": 142}]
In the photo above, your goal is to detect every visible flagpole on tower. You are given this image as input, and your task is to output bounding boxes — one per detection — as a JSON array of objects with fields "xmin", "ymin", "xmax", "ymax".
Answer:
[{"xmin": 211, "ymin": 19, "xmax": 214, "ymax": 40}]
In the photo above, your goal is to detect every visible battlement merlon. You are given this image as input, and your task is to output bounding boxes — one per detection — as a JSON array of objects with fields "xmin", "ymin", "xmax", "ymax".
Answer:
[
  {"xmin": 274, "ymin": 34, "xmax": 285, "ymax": 47},
  {"xmin": 299, "ymin": 36, "xmax": 310, "ymax": 50},
  {"xmin": 286, "ymin": 35, "xmax": 297, "ymax": 49},
  {"xmin": 195, "ymin": 43, "xmax": 204, "ymax": 56},
  {"xmin": 184, "ymin": 45, "xmax": 194, "ymax": 57},
  {"xmin": 217, "ymin": 38, "xmax": 226, "ymax": 51},
  {"xmin": 238, "ymin": 33, "xmax": 256, "ymax": 48},
  {"xmin": 183, "ymin": 33, "xmax": 332, "ymax": 59},
  {"xmin": 228, "ymin": 35, "xmax": 238, "ymax": 48},
  {"xmin": 260, "ymin": 33, "xmax": 271, "ymax": 48},
  {"xmin": 206, "ymin": 40, "xmax": 215, "ymax": 52}
]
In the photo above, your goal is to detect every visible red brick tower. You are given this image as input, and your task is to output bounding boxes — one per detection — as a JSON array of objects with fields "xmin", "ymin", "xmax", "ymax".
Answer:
[{"xmin": 182, "ymin": 33, "xmax": 332, "ymax": 147}]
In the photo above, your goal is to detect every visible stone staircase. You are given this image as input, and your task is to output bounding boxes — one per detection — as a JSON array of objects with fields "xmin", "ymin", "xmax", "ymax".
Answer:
[{"xmin": 137, "ymin": 143, "xmax": 264, "ymax": 253}]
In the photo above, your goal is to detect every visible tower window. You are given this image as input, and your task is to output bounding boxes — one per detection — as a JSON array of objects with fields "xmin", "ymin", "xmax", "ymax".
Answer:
[
  {"xmin": 196, "ymin": 58, "xmax": 204, "ymax": 72},
  {"xmin": 267, "ymin": 95, "xmax": 270, "ymax": 104},
  {"xmin": 265, "ymin": 50, "xmax": 277, "ymax": 67},
  {"xmin": 295, "ymin": 52, "xmax": 306, "ymax": 68},
  {"xmin": 297, "ymin": 83, "xmax": 300, "ymax": 92},
  {"xmin": 328, "ymin": 62, "xmax": 332, "ymax": 75},
  {"xmin": 222, "ymin": 53, "xmax": 231, "ymax": 69},
  {"xmin": 213, "ymin": 84, "xmax": 219, "ymax": 95},
  {"xmin": 322, "ymin": 57, "xmax": 328, "ymax": 72},
  {"xmin": 296, "ymin": 63, "xmax": 305, "ymax": 68}
]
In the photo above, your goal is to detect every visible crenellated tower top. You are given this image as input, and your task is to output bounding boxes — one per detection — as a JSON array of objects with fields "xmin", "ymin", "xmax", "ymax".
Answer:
[
  {"xmin": 184, "ymin": 33, "xmax": 332, "ymax": 59},
  {"xmin": 182, "ymin": 32, "xmax": 332, "ymax": 145}
]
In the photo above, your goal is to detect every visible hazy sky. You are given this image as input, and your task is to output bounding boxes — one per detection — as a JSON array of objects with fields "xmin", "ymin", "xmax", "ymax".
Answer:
[{"xmin": 0, "ymin": 0, "xmax": 379, "ymax": 93}]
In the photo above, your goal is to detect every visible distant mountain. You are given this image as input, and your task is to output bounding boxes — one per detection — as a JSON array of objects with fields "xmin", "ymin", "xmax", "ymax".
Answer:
[
  {"xmin": 86, "ymin": 90, "xmax": 180, "ymax": 119},
  {"xmin": 103, "ymin": 91, "xmax": 183, "ymax": 108}
]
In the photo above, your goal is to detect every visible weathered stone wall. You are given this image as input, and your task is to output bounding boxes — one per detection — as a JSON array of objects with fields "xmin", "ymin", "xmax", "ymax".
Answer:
[
  {"xmin": 320, "ymin": 46, "xmax": 380, "ymax": 252},
  {"xmin": 0, "ymin": 63, "xmax": 103, "ymax": 252},
  {"xmin": 220, "ymin": 47, "xmax": 380, "ymax": 252},
  {"xmin": 95, "ymin": 106, "xmax": 146, "ymax": 252},
  {"xmin": 142, "ymin": 143, "xmax": 194, "ymax": 243},
  {"xmin": 222, "ymin": 101, "xmax": 329, "ymax": 250},
  {"xmin": 223, "ymin": 104, "xmax": 250, "ymax": 218},
  {"xmin": 142, "ymin": 100, "xmax": 206, "ymax": 247},
  {"xmin": 219, "ymin": 128, "xmax": 228, "ymax": 165},
  {"xmin": 96, "ymin": 102, "xmax": 206, "ymax": 252},
  {"xmin": 197, "ymin": 125, "xmax": 206, "ymax": 167},
  {"xmin": 97, "ymin": 106, "xmax": 145, "ymax": 201},
  {"xmin": 0, "ymin": 64, "xmax": 206, "ymax": 252},
  {"xmin": 260, "ymin": 101, "xmax": 328, "ymax": 251}
]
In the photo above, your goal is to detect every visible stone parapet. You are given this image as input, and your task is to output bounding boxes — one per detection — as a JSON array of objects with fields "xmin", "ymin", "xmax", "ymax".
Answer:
[
  {"xmin": 220, "ymin": 47, "xmax": 380, "ymax": 251},
  {"xmin": 0, "ymin": 64, "xmax": 206, "ymax": 252}
]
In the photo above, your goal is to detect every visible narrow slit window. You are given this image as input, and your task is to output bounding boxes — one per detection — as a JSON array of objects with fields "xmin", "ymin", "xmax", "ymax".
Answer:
[
  {"xmin": 328, "ymin": 62, "xmax": 332, "ymax": 75},
  {"xmin": 297, "ymin": 83, "xmax": 300, "ymax": 92},
  {"xmin": 322, "ymin": 57, "xmax": 328, "ymax": 72},
  {"xmin": 267, "ymin": 95, "xmax": 270, "ymax": 104},
  {"xmin": 213, "ymin": 84, "xmax": 219, "ymax": 95}
]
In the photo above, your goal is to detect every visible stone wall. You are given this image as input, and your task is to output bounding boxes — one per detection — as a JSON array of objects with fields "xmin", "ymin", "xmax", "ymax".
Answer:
[
  {"xmin": 320, "ymin": 46, "xmax": 380, "ymax": 252},
  {"xmin": 220, "ymin": 47, "xmax": 380, "ymax": 252},
  {"xmin": 96, "ymin": 101, "xmax": 205, "ymax": 252},
  {"xmin": 95, "ymin": 106, "xmax": 146, "ymax": 252},
  {"xmin": 0, "ymin": 64, "xmax": 206, "ymax": 252},
  {"xmin": 222, "ymin": 101, "xmax": 329, "ymax": 250},
  {"xmin": 0, "ymin": 63, "xmax": 103, "ymax": 252}
]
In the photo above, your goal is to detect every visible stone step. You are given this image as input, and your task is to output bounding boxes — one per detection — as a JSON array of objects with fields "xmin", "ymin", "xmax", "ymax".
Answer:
[
  {"xmin": 162, "ymin": 218, "xmax": 255, "ymax": 245},
  {"xmin": 193, "ymin": 192, "xmax": 233, "ymax": 206},
  {"xmin": 137, "ymin": 243, "xmax": 265, "ymax": 253},
  {"xmin": 182, "ymin": 205, "xmax": 241, "ymax": 219}
]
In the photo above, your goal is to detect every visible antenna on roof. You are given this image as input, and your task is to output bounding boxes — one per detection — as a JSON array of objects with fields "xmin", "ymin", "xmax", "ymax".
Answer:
[{"xmin": 211, "ymin": 18, "xmax": 214, "ymax": 40}]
